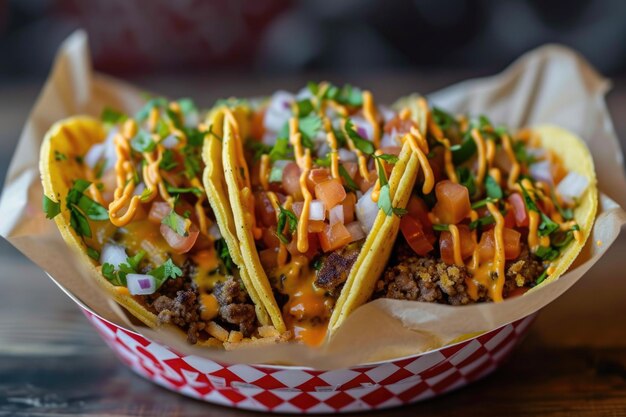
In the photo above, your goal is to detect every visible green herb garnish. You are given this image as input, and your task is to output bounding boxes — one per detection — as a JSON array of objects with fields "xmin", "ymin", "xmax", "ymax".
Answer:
[
  {"xmin": 276, "ymin": 205, "xmax": 298, "ymax": 244},
  {"xmin": 161, "ymin": 210, "xmax": 189, "ymax": 236},
  {"xmin": 43, "ymin": 195, "xmax": 61, "ymax": 219}
]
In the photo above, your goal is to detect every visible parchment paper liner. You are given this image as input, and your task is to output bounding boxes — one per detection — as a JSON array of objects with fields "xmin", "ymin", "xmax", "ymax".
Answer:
[{"xmin": 1, "ymin": 31, "xmax": 624, "ymax": 369}]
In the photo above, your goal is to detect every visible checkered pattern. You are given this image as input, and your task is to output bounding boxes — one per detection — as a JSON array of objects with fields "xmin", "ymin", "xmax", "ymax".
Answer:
[{"xmin": 83, "ymin": 308, "xmax": 535, "ymax": 413}]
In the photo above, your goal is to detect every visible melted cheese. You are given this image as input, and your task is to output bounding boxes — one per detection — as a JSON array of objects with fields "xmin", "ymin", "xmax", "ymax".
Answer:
[
  {"xmin": 259, "ymin": 154, "xmax": 270, "ymax": 191},
  {"xmin": 502, "ymin": 134, "xmax": 520, "ymax": 189},
  {"xmin": 273, "ymin": 255, "xmax": 329, "ymax": 346},
  {"xmin": 471, "ymin": 128, "xmax": 487, "ymax": 187},
  {"xmin": 323, "ymin": 117, "xmax": 340, "ymax": 179},
  {"xmin": 486, "ymin": 202, "xmax": 505, "ymax": 302},
  {"xmin": 362, "ymin": 91, "xmax": 380, "ymax": 148},
  {"xmin": 448, "ymin": 224, "xmax": 464, "ymax": 266}
]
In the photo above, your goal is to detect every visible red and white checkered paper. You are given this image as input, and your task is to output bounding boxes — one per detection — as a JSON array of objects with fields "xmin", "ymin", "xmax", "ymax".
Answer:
[{"xmin": 83, "ymin": 308, "xmax": 535, "ymax": 413}]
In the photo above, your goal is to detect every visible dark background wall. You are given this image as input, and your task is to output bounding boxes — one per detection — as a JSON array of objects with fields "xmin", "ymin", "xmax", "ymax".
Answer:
[{"xmin": 1, "ymin": 0, "xmax": 626, "ymax": 81}]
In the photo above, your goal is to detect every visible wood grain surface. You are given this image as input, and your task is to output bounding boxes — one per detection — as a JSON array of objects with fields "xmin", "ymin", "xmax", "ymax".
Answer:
[{"xmin": 0, "ymin": 73, "xmax": 625, "ymax": 416}]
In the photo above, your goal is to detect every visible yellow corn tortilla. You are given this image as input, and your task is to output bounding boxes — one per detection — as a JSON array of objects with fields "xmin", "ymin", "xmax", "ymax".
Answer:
[
  {"xmin": 526, "ymin": 124, "xmax": 597, "ymax": 289},
  {"xmin": 202, "ymin": 107, "xmax": 285, "ymax": 332},
  {"xmin": 40, "ymin": 116, "xmax": 281, "ymax": 347}
]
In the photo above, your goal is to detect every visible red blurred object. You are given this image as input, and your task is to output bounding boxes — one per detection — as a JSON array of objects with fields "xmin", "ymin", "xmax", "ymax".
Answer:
[{"xmin": 59, "ymin": 0, "xmax": 291, "ymax": 75}]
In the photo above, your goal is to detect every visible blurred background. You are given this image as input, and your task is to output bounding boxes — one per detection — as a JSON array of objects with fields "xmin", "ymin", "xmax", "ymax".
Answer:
[{"xmin": 1, "ymin": 0, "xmax": 625, "ymax": 190}]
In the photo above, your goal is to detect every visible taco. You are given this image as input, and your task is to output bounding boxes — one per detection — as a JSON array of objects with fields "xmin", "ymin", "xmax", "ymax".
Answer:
[
  {"xmin": 40, "ymin": 98, "xmax": 287, "ymax": 348},
  {"xmin": 204, "ymin": 83, "xmax": 431, "ymax": 345},
  {"xmin": 359, "ymin": 99, "xmax": 598, "ymax": 312}
]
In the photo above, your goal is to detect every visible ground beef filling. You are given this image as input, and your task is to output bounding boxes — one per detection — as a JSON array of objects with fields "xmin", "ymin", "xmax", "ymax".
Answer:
[
  {"xmin": 315, "ymin": 244, "xmax": 361, "ymax": 296},
  {"xmin": 374, "ymin": 241, "xmax": 544, "ymax": 305},
  {"xmin": 213, "ymin": 277, "xmax": 257, "ymax": 337},
  {"xmin": 148, "ymin": 271, "xmax": 258, "ymax": 343}
]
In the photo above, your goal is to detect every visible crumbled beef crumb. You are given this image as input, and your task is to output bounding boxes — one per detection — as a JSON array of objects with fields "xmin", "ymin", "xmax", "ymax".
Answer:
[
  {"xmin": 213, "ymin": 277, "xmax": 258, "ymax": 336},
  {"xmin": 315, "ymin": 245, "xmax": 360, "ymax": 295},
  {"xmin": 153, "ymin": 289, "xmax": 206, "ymax": 344},
  {"xmin": 375, "ymin": 257, "xmax": 475, "ymax": 305},
  {"xmin": 375, "ymin": 241, "xmax": 545, "ymax": 304}
]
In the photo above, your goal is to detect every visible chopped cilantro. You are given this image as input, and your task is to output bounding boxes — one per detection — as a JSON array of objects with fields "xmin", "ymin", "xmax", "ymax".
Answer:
[
  {"xmin": 469, "ymin": 215, "xmax": 496, "ymax": 230},
  {"xmin": 165, "ymin": 185, "xmax": 203, "ymax": 197},
  {"xmin": 131, "ymin": 130, "xmax": 156, "ymax": 153},
  {"xmin": 535, "ymin": 270, "xmax": 548, "ymax": 285},
  {"xmin": 126, "ymin": 250, "xmax": 146, "ymax": 271},
  {"xmin": 485, "ymin": 175, "xmax": 503, "ymax": 200},
  {"xmin": 101, "ymin": 107, "xmax": 127, "ymax": 125},
  {"xmin": 43, "ymin": 195, "xmax": 61, "ymax": 219},
  {"xmin": 535, "ymin": 245, "xmax": 559, "ymax": 261},
  {"xmin": 161, "ymin": 210, "xmax": 189, "ymax": 236},
  {"xmin": 54, "ymin": 150, "xmax": 67, "ymax": 161},
  {"xmin": 433, "ymin": 224, "xmax": 450, "ymax": 231},
  {"xmin": 339, "ymin": 165, "xmax": 359, "ymax": 191},
  {"xmin": 269, "ymin": 137, "xmax": 292, "ymax": 162},
  {"xmin": 432, "ymin": 107, "xmax": 456, "ymax": 131},
  {"xmin": 135, "ymin": 97, "xmax": 168, "ymax": 121},
  {"xmin": 471, "ymin": 197, "xmax": 498, "ymax": 210},
  {"xmin": 296, "ymin": 99, "xmax": 314, "ymax": 117},
  {"xmin": 159, "ymin": 149, "xmax": 178, "ymax": 171},
  {"xmin": 86, "ymin": 246, "xmax": 100, "ymax": 261},
  {"xmin": 298, "ymin": 114, "xmax": 322, "ymax": 149},
  {"xmin": 345, "ymin": 119, "xmax": 374, "ymax": 155},
  {"xmin": 215, "ymin": 238, "xmax": 234, "ymax": 274},
  {"xmin": 64, "ymin": 180, "xmax": 108, "ymax": 238},
  {"xmin": 149, "ymin": 258, "xmax": 183, "ymax": 288},
  {"xmin": 456, "ymin": 167, "xmax": 476, "ymax": 196},
  {"xmin": 276, "ymin": 205, "xmax": 298, "ymax": 244}
]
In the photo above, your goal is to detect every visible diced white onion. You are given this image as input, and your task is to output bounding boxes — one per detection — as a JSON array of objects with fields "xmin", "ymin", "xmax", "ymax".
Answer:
[
  {"xmin": 309, "ymin": 200, "xmax": 326, "ymax": 221},
  {"xmin": 346, "ymin": 221, "xmax": 366, "ymax": 242},
  {"xmin": 209, "ymin": 223, "xmax": 222, "ymax": 240},
  {"xmin": 527, "ymin": 148, "xmax": 547, "ymax": 159},
  {"xmin": 329, "ymin": 204, "xmax": 344, "ymax": 225},
  {"xmin": 264, "ymin": 91, "xmax": 295, "ymax": 133},
  {"xmin": 133, "ymin": 182, "xmax": 145, "ymax": 196},
  {"xmin": 184, "ymin": 111, "xmax": 199, "ymax": 128},
  {"xmin": 557, "ymin": 172, "xmax": 589, "ymax": 204},
  {"xmin": 379, "ymin": 128, "xmax": 399, "ymax": 148},
  {"xmin": 269, "ymin": 160, "xmax": 290, "ymax": 183},
  {"xmin": 85, "ymin": 128, "xmax": 118, "ymax": 171},
  {"xmin": 126, "ymin": 274, "xmax": 156, "ymax": 295},
  {"xmin": 338, "ymin": 148, "xmax": 357, "ymax": 162},
  {"xmin": 529, "ymin": 160, "xmax": 553, "ymax": 185},
  {"xmin": 160, "ymin": 134, "xmax": 179, "ymax": 149},
  {"xmin": 356, "ymin": 187, "xmax": 379, "ymax": 233},
  {"xmin": 100, "ymin": 244, "xmax": 128, "ymax": 270},
  {"xmin": 317, "ymin": 142, "xmax": 331, "ymax": 160},
  {"xmin": 296, "ymin": 87, "xmax": 313, "ymax": 101},
  {"xmin": 351, "ymin": 116, "xmax": 374, "ymax": 141}
]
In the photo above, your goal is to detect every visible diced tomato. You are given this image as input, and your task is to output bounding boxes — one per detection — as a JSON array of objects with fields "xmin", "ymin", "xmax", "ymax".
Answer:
[
  {"xmin": 250, "ymin": 108, "xmax": 266, "ymax": 141},
  {"xmin": 160, "ymin": 222, "xmax": 199, "ymax": 254},
  {"xmin": 318, "ymin": 222, "xmax": 352, "ymax": 252},
  {"xmin": 400, "ymin": 215, "xmax": 434, "ymax": 256},
  {"xmin": 148, "ymin": 202, "xmax": 171, "ymax": 224},
  {"xmin": 379, "ymin": 146, "xmax": 402, "ymax": 156},
  {"xmin": 254, "ymin": 191, "xmax": 277, "ymax": 227},
  {"xmin": 384, "ymin": 115, "xmax": 418, "ymax": 134},
  {"xmin": 259, "ymin": 247, "xmax": 278, "ymax": 269},
  {"xmin": 356, "ymin": 170, "xmax": 377, "ymax": 193},
  {"xmin": 307, "ymin": 168, "xmax": 331, "ymax": 193},
  {"xmin": 315, "ymin": 178, "xmax": 346, "ymax": 209},
  {"xmin": 292, "ymin": 201, "xmax": 303, "ymax": 217},
  {"xmin": 342, "ymin": 162, "xmax": 358, "ymax": 179},
  {"xmin": 308, "ymin": 220, "xmax": 325, "ymax": 233},
  {"xmin": 506, "ymin": 286, "xmax": 529, "ymax": 299},
  {"xmin": 343, "ymin": 193, "xmax": 356, "ymax": 224},
  {"xmin": 477, "ymin": 228, "xmax": 521, "ymax": 262},
  {"xmin": 440, "ymin": 224, "xmax": 474, "ymax": 265},
  {"xmin": 508, "ymin": 193, "xmax": 529, "ymax": 227},
  {"xmin": 433, "ymin": 180, "xmax": 471, "ymax": 225},
  {"xmin": 503, "ymin": 208, "xmax": 516, "ymax": 228},
  {"xmin": 287, "ymin": 233, "xmax": 320, "ymax": 259},
  {"xmin": 261, "ymin": 226, "xmax": 280, "ymax": 249},
  {"xmin": 407, "ymin": 196, "xmax": 432, "ymax": 228},
  {"xmin": 282, "ymin": 162, "xmax": 303, "ymax": 199}
]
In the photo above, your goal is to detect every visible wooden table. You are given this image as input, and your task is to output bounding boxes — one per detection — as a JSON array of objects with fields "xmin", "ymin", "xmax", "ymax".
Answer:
[{"xmin": 1, "ymin": 73, "xmax": 625, "ymax": 416}]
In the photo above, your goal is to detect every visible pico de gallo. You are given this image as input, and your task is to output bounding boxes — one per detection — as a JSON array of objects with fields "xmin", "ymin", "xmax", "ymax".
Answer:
[{"xmin": 372, "ymin": 103, "xmax": 591, "ymax": 304}]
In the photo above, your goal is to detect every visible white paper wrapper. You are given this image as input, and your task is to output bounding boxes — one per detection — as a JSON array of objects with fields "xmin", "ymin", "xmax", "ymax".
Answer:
[{"xmin": 1, "ymin": 31, "xmax": 625, "ymax": 368}]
